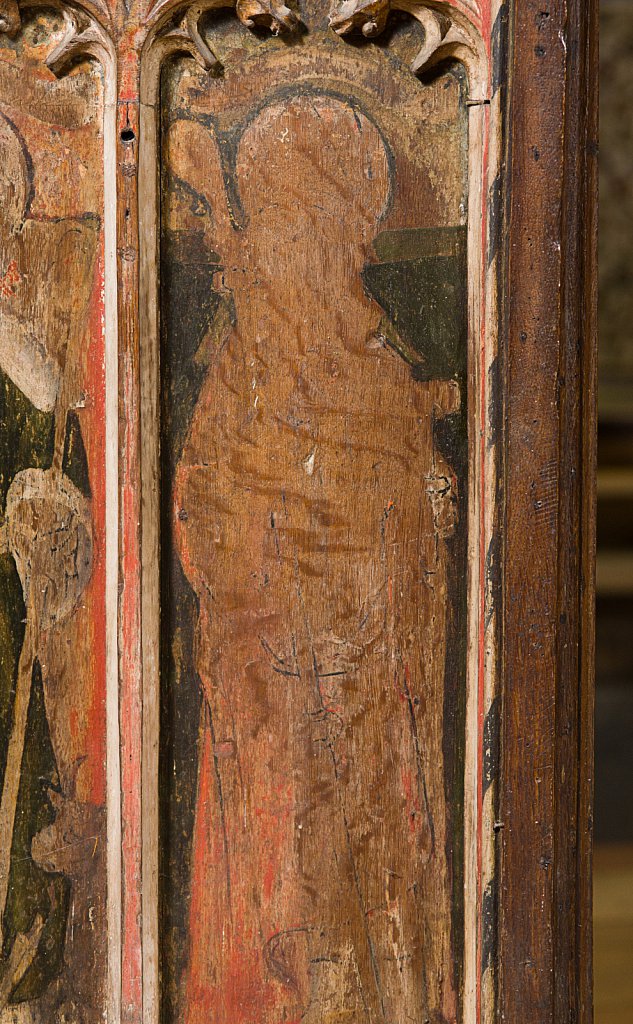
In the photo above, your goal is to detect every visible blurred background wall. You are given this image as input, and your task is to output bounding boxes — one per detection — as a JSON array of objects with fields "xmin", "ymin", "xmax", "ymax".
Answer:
[{"xmin": 595, "ymin": 2, "xmax": 633, "ymax": 1020}]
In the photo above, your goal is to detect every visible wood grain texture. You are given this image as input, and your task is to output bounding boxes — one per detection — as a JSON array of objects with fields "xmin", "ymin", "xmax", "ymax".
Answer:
[
  {"xmin": 0, "ymin": 12, "xmax": 107, "ymax": 1020},
  {"xmin": 0, "ymin": 0, "xmax": 597, "ymax": 1021},
  {"xmin": 0, "ymin": 1, "xmax": 498, "ymax": 1018},
  {"xmin": 159, "ymin": 22, "xmax": 471, "ymax": 1022},
  {"xmin": 497, "ymin": 1, "xmax": 596, "ymax": 1022}
]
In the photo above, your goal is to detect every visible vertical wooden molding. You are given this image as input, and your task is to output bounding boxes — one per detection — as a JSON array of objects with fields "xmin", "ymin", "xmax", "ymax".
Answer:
[
  {"xmin": 498, "ymin": 1, "xmax": 596, "ymax": 1022},
  {"xmin": 103, "ymin": 45, "xmax": 122, "ymax": 1024},
  {"xmin": 138, "ymin": 57, "xmax": 160, "ymax": 1024}
]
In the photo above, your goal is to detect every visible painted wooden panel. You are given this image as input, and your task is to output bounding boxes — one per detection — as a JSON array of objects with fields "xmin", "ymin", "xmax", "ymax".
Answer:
[
  {"xmin": 0, "ymin": 1, "xmax": 598, "ymax": 1022},
  {"xmin": 0, "ymin": 1, "xmax": 503, "ymax": 1022},
  {"xmin": 159, "ymin": 14, "xmax": 470, "ymax": 1022},
  {"xmin": 0, "ymin": 12, "xmax": 107, "ymax": 1021}
]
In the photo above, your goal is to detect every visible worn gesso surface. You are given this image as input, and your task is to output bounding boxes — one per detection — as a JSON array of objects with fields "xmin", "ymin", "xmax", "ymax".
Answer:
[
  {"xmin": 0, "ymin": 12, "xmax": 107, "ymax": 1023},
  {"xmin": 0, "ymin": 0, "xmax": 504, "ymax": 1021},
  {"xmin": 160, "ymin": 15, "xmax": 468, "ymax": 1022}
]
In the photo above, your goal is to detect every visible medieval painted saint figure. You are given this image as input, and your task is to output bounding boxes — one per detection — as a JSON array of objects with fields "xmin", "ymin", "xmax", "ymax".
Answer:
[{"xmin": 162, "ymin": 30, "xmax": 469, "ymax": 1020}]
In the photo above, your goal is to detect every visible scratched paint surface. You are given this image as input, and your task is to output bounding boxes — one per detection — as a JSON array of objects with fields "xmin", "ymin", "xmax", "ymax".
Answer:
[
  {"xmin": 160, "ymin": 8, "xmax": 469, "ymax": 1022},
  {"xmin": 0, "ymin": 12, "xmax": 107, "ymax": 1022}
]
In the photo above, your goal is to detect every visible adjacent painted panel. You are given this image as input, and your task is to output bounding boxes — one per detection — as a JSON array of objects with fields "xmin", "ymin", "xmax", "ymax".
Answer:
[{"xmin": 0, "ymin": 14, "xmax": 107, "ymax": 1021}]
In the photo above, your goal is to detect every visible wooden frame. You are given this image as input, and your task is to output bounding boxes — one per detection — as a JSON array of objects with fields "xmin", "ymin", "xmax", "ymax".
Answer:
[{"xmin": 498, "ymin": 1, "xmax": 597, "ymax": 1020}]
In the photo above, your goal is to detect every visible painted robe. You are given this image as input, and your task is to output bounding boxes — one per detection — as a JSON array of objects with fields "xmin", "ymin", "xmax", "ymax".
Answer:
[{"xmin": 174, "ymin": 94, "xmax": 460, "ymax": 1024}]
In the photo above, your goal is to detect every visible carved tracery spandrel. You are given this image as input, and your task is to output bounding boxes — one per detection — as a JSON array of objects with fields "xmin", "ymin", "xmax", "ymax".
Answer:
[
  {"xmin": 329, "ymin": 0, "xmax": 487, "ymax": 98},
  {"xmin": 0, "ymin": 0, "xmax": 484, "ymax": 88},
  {"xmin": 0, "ymin": 0, "xmax": 300, "ymax": 72}
]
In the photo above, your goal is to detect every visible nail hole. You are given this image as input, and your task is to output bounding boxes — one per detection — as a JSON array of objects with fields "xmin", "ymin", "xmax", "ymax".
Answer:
[{"xmin": 120, "ymin": 128, "xmax": 135, "ymax": 143}]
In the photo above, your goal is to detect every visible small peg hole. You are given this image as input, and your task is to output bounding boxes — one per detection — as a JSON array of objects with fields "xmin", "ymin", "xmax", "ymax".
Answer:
[{"xmin": 120, "ymin": 128, "xmax": 136, "ymax": 143}]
